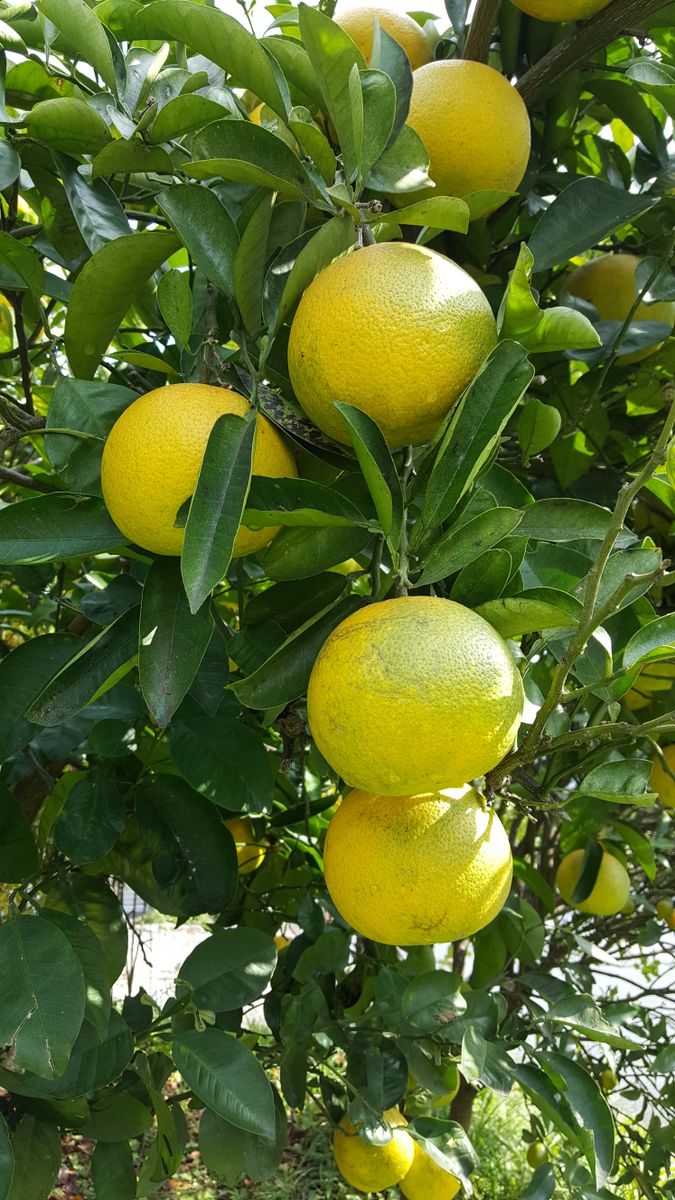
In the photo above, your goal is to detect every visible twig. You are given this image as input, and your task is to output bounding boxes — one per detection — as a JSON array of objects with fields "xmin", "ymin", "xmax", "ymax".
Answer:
[
  {"xmin": 7, "ymin": 293, "xmax": 35, "ymax": 414},
  {"xmin": 0, "ymin": 464, "xmax": 54, "ymax": 493},
  {"xmin": 517, "ymin": 0, "xmax": 667, "ymax": 106},
  {"xmin": 463, "ymin": 0, "xmax": 501, "ymax": 62}
]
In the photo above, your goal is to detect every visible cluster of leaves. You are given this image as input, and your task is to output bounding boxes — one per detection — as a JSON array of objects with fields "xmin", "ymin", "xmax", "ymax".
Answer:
[{"xmin": 0, "ymin": 0, "xmax": 672, "ymax": 1197}]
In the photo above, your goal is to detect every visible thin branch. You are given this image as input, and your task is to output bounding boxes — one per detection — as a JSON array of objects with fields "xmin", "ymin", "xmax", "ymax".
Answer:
[
  {"xmin": 516, "ymin": 0, "xmax": 665, "ymax": 107},
  {"xmin": 0, "ymin": 464, "xmax": 54, "ymax": 493},
  {"xmin": 7, "ymin": 293, "xmax": 35, "ymax": 414},
  {"xmin": 463, "ymin": 0, "xmax": 501, "ymax": 62}
]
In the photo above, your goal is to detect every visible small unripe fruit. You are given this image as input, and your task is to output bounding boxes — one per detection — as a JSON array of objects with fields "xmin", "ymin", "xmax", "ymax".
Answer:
[
  {"xmin": 656, "ymin": 898, "xmax": 674, "ymax": 922},
  {"xmin": 526, "ymin": 1142, "xmax": 548, "ymax": 1169},
  {"xmin": 600, "ymin": 1067, "xmax": 618, "ymax": 1093}
]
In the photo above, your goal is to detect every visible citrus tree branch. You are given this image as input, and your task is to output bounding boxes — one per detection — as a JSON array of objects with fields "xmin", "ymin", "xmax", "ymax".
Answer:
[
  {"xmin": 463, "ymin": 0, "xmax": 501, "ymax": 62},
  {"xmin": 516, "ymin": 0, "xmax": 666, "ymax": 107}
]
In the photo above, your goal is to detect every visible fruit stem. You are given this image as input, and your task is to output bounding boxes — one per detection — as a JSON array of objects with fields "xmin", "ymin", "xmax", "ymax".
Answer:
[
  {"xmin": 462, "ymin": 0, "xmax": 501, "ymax": 63},
  {"xmin": 394, "ymin": 446, "xmax": 414, "ymax": 596}
]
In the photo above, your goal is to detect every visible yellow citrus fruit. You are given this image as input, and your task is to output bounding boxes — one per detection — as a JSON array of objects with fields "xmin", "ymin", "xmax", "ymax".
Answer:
[
  {"xmin": 556, "ymin": 849, "xmax": 630, "ymax": 916},
  {"xmin": 400, "ymin": 1142, "xmax": 461, "ymax": 1200},
  {"xmin": 600, "ymin": 1067, "xmax": 618, "ymax": 1092},
  {"xmin": 288, "ymin": 242, "xmax": 497, "ymax": 449},
  {"xmin": 656, "ymin": 898, "xmax": 674, "ymax": 922},
  {"xmin": 430, "ymin": 1063, "xmax": 460, "ymax": 1107},
  {"xmin": 512, "ymin": 0, "xmax": 610, "ymax": 16},
  {"xmin": 333, "ymin": 1108, "xmax": 414, "ymax": 1193},
  {"xmin": 565, "ymin": 254, "xmax": 675, "ymax": 363},
  {"xmin": 323, "ymin": 786, "xmax": 513, "ymax": 945},
  {"xmin": 307, "ymin": 596, "xmax": 523, "ymax": 794},
  {"xmin": 401, "ymin": 60, "xmax": 531, "ymax": 217},
  {"xmin": 526, "ymin": 1142, "xmax": 548, "ymax": 1169},
  {"xmin": 101, "ymin": 384, "xmax": 296, "ymax": 557},
  {"xmin": 274, "ymin": 933, "xmax": 291, "ymax": 951},
  {"xmin": 223, "ymin": 816, "xmax": 266, "ymax": 875},
  {"xmin": 624, "ymin": 661, "xmax": 675, "ymax": 712},
  {"xmin": 335, "ymin": 4, "xmax": 432, "ymax": 69},
  {"xmin": 650, "ymin": 745, "xmax": 675, "ymax": 809}
]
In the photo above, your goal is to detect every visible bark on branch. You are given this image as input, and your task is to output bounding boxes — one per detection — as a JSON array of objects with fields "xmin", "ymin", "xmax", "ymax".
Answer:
[
  {"xmin": 517, "ymin": 0, "xmax": 666, "ymax": 107},
  {"xmin": 463, "ymin": 0, "xmax": 501, "ymax": 62}
]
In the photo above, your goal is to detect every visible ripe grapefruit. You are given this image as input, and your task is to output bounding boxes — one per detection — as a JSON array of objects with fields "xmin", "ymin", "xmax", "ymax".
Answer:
[
  {"xmin": 650, "ymin": 744, "xmax": 675, "ymax": 809},
  {"xmin": 307, "ymin": 596, "xmax": 523, "ymax": 795},
  {"xmin": 224, "ymin": 816, "xmax": 266, "ymax": 874},
  {"xmin": 556, "ymin": 849, "xmax": 630, "ymax": 916},
  {"xmin": 513, "ymin": 0, "xmax": 610, "ymax": 17},
  {"xmin": 335, "ymin": 4, "xmax": 431, "ymax": 69},
  {"xmin": 333, "ymin": 1108, "xmax": 414, "ymax": 1192},
  {"xmin": 400, "ymin": 1141, "xmax": 461, "ymax": 1200},
  {"xmin": 323, "ymin": 786, "xmax": 513, "ymax": 945},
  {"xmin": 565, "ymin": 254, "xmax": 675, "ymax": 363},
  {"xmin": 101, "ymin": 383, "xmax": 296, "ymax": 557},
  {"xmin": 288, "ymin": 242, "xmax": 497, "ymax": 449}
]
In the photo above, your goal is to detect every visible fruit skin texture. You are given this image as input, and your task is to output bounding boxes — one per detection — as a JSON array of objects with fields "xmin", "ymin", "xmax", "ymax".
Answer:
[
  {"xmin": 402, "ymin": 60, "xmax": 531, "ymax": 218},
  {"xmin": 323, "ymin": 786, "xmax": 513, "ymax": 945},
  {"xmin": 565, "ymin": 254, "xmax": 675, "ymax": 364},
  {"xmin": 512, "ymin": 0, "xmax": 610, "ymax": 17},
  {"xmin": 335, "ymin": 4, "xmax": 431, "ymax": 69},
  {"xmin": 556, "ymin": 849, "xmax": 630, "ymax": 916},
  {"xmin": 526, "ymin": 1142, "xmax": 548, "ymax": 1169},
  {"xmin": 307, "ymin": 596, "xmax": 524, "ymax": 795},
  {"xmin": 332, "ymin": 1108, "xmax": 414, "ymax": 1193},
  {"xmin": 650, "ymin": 744, "xmax": 675, "ymax": 809},
  {"xmin": 400, "ymin": 1141, "xmax": 461, "ymax": 1200},
  {"xmin": 288, "ymin": 242, "xmax": 497, "ymax": 449},
  {"xmin": 223, "ymin": 817, "xmax": 266, "ymax": 875},
  {"xmin": 101, "ymin": 383, "xmax": 296, "ymax": 557}
]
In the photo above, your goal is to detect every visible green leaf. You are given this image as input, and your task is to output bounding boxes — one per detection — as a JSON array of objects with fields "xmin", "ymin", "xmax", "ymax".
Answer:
[
  {"xmin": 233, "ymin": 193, "xmax": 274, "ymax": 339},
  {"xmin": 181, "ymin": 411, "xmax": 256, "ymax": 614},
  {"xmin": 589, "ymin": 78, "xmax": 669, "ymax": 165},
  {"xmin": 64, "ymin": 230, "xmax": 179, "ymax": 377},
  {"xmin": 179, "ymin": 929, "xmax": 277, "ymax": 1011},
  {"xmin": 346, "ymin": 1031, "xmax": 407, "ymax": 1110},
  {"xmin": 0, "ymin": 231, "xmax": 43, "ymax": 300},
  {"xmin": 168, "ymin": 703, "xmax": 275, "ymax": 813},
  {"xmin": 422, "ymin": 342, "xmax": 534, "ymax": 529},
  {"xmin": 25, "ymin": 98, "xmax": 111, "ymax": 156},
  {"xmin": 186, "ymin": 121, "xmax": 315, "ymax": 201},
  {"xmin": 91, "ymin": 1141, "xmax": 136, "ymax": 1200},
  {"xmin": 243, "ymin": 475, "xmax": 372, "ymax": 529},
  {"xmin": 407, "ymin": 1116, "xmax": 476, "ymax": 1191},
  {"xmin": 499, "ymin": 244, "xmax": 601, "ymax": 354},
  {"xmin": 288, "ymin": 106, "xmax": 336, "ymax": 185},
  {"xmin": 623, "ymin": 612, "xmax": 675, "ymax": 668},
  {"xmin": 0, "ymin": 495, "xmax": 122, "ymax": 563},
  {"xmin": 134, "ymin": 1, "xmax": 287, "ymax": 117},
  {"xmin": 372, "ymin": 194, "xmax": 470, "ymax": 234},
  {"xmin": 174, "ymin": 1029, "xmax": 276, "ymax": 1137},
  {"xmin": 401, "ymin": 970, "xmax": 464, "ymax": 1033},
  {"xmin": 260, "ymin": 35, "xmax": 323, "ymax": 110},
  {"xmin": 476, "ymin": 587, "xmax": 583, "ymax": 638},
  {"xmin": 45, "ymin": 378, "xmax": 136, "ymax": 496},
  {"xmin": 27, "ymin": 607, "xmax": 139, "ymax": 726},
  {"xmin": 158, "ymin": 184, "xmax": 238, "ymax": 299},
  {"xmin": 359, "ymin": 68, "xmax": 395, "ymax": 178},
  {"xmin": 460, "ymin": 1028, "xmax": 514, "ymax": 1094},
  {"xmin": 83, "ymin": 1092, "xmax": 153, "ymax": 1142},
  {"xmin": 40, "ymin": 909, "xmax": 111, "ymax": 1044},
  {"xmin": 580, "ymin": 758, "xmax": 656, "ymax": 806},
  {"xmin": 518, "ymin": 397, "xmax": 562, "ymax": 458},
  {"xmin": 39, "ymin": 0, "xmax": 116, "ymax": 92},
  {"xmin": 0, "ymin": 1115, "xmax": 13, "ymax": 1200},
  {"xmin": 625, "ymin": 58, "xmax": 675, "ymax": 118},
  {"xmin": 6, "ymin": 1118, "xmax": 59, "ymax": 1200},
  {"xmin": 370, "ymin": 23, "xmax": 412, "ymax": 146},
  {"xmin": 232, "ymin": 594, "xmax": 365, "ymax": 709},
  {"xmin": 545, "ymin": 994, "xmax": 644, "ymax": 1050},
  {"xmin": 0, "ymin": 140, "xmax": 20, "ymax": 191},
  {"xmin": 260, "ymin": 525, "xmax": 372, "ymax": 580},
  {"xmin": 571, "ymin": 841, "xmax": 604, "ymax": 904},
  {"xmin": 0, "ymin": 787, "xmax": 39, "ymax": 880},
  {"xmin": 517, "ymin": 499, "xmax": 634, "ymax": 545},
  {"xmin": 416, "ymin": 508, "xmax": 523, "ymax": 587},
  {"xmin": 139, "ymin": 557, "xmax": 214, "ymax": 727},
  {"xmin": 528, "ymin": 178, "xmax": 658, "ymax": 272},
  {"xmin": 199, "ymin": 1092, "xmax": 287, "ymax": 1185},
  {"xmin": 520, "ymin": 1164, "xmax": 555, "ymax": 1200},
  {"xmin": 90, "ymin": 138, "xmax": 174, "ymax": 179},
  {"xmin": 149, "ymin": 93, "xmax": 233, "ymax": 144},
  {"xmin": 54, "ymin": 770, "xmax": 125, "ymax": 866},
  {"xmin": 40, "ymin": 873, "xmax": 127, "ymax": 986},
  {"xmin": 365, "ymin": 122, "xmax": 430, "ymax": 193},
  {"xmin": 136, "ymin": 775, "xmax": 238, "ymax": 916},
  {"xmin": 538, "ymin": 1052, "xmax": 614, "ymax": 1186},
  {"xmin": 298, "ymin": 3, "xmax": 365, "ymax": 182},
  {"xmin": 450, "ymin": 548, "xmax": 512, "ymax": 608},
  {"xmin": 0, "ymin": 916, "xmax": 85, "ymax": 1079},
  {"xmin": 334, "ymin": 402, "xmax": 403, "ymax": 549},
  {"xmin": 156, "ymin": 268, "xmax": 193, "ymax": 349},
  {"xmin": 273, "ymin": 213, "xmax": 357, "ymax": 332}
]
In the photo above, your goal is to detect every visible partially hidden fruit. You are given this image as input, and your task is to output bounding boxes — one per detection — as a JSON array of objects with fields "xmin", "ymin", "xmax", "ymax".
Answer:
[
  {"xmin": 624, "ymin": 661, "xmax": 675, "ymax": 712},
  {"xmin": 667, "ymin": 439, "xmax": 675, "ymax": 489},
  {"xmin": 600, "ymin": 1067, "xmax": 618, "ymax": 1093},
  {"xmin": 307, "ymin": 596, "xmax": 523, "ymax": 794},
  {"xmin": 656, "ymin": 897, "xmax": 674, "ymax": 922},
  {"xmin": 400, "ymin": 1141, "xmax": 461, "ymax": 1200},
  {"xmin": 332, "ymin": 1109, "xmax": 414, "ymax": 1193},
  {"xmin": 323, "ymin": 786, "xmax": 513, "ymax": 945},
  {"xmin": 401, "ymin": 60, "xmax": 531, "ymax": 217},
  {"xmin": 335, "ymin": 3, "xmax": 432, "ymax": 69},
  {"xmin": 430, "ymin": 1063, "xmax": 460, "ymax": 1107},
  {"xmin": 101, "ymin": 383, "xmax": 296, "ymax": 557},
  {"xmin": 512, "ymin": 0, "xmax": 610, "ymax": 17},
  {"xmin": 556, "ymin": 849, "xmax": 630, "ymax": 916},
  {"xmin": 288, "ymin": 242, "xmax": 497, "ymax": 449},
  {"xmin": 526, "ymin": 1142, "xmax": 548, "ymax": 1169},
  {"xmin": 565, "ymin": 254, "xmax": 675, "ymax": 363},
  {"xmin": 650, "ymin": 744, "xmax": 675, "ymax": 809},
  {"xmin": 223, "ymin": 816, "xmax": 266, "ymax": 875}
]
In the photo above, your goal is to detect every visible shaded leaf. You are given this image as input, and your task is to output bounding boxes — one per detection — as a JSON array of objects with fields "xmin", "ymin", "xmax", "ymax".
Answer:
[
  {"xmin": 158, "ymin": 184, "xmax": 238, "ymax": 299},
  {"xmin": 174, "ymin": 1029, "xmax": 276, "ymax": 1137},
  {"xmin": 140, "ymin": 557, "xmax": 214, "ymax": 726},
  {"xmin": 528, "ymin": 178, "xmax": 657, "ymax": 272}
]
